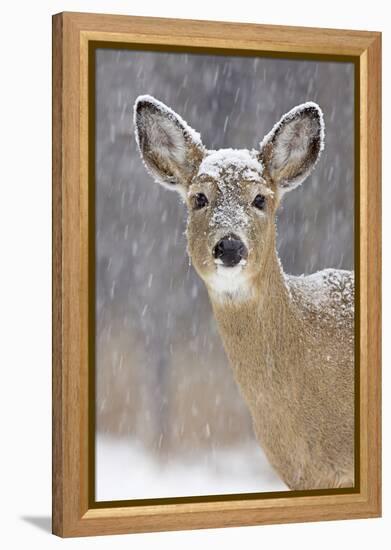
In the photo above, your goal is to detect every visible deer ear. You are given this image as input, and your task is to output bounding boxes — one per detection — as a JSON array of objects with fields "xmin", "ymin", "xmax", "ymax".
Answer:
[
  {"xmin": 134, "ymin": 95, "xmax": 205, "ymax": 196},
  {"xmin": 260, "ymin": 102, "xmax": 325, "ymax": 193}
]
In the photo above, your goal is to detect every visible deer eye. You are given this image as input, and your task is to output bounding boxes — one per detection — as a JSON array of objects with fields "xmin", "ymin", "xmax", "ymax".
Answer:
[
  {"xmin": 193, "ymin": 192, "xmax": 209, "ymax": 210},
  {"xmin": 252, "ymin": 194, "xmax": 266, "ymax": 210}
]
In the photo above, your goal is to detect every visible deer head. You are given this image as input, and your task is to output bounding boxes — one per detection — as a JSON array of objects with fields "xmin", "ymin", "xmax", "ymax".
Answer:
[{"xmin": 134, "ymin": 95, "xmax": 324, "ymax": 300}]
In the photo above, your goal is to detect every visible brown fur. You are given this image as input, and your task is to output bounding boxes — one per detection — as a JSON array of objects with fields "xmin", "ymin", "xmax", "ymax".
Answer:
[
  {"xmin": 209, "ymin": 243, "xmax": 354, "ymax": 490},
  {"xmin": 134, "ymin": 96, "xmax": 354, "ymax": 490}
]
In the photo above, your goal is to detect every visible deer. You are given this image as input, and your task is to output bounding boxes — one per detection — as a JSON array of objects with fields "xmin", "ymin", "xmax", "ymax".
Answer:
[{"xmin": 133, "ymin": 95, "xmax": 354, "ymax": 490}]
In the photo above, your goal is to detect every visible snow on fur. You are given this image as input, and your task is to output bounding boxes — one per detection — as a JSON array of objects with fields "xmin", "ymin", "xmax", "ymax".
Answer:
[
  {"xmin": 197, "ymin": 149, "xmax": 268, "ymax": 231},
  {"xmin": 210, "ymin": 195, "xmax": 250, "ymax": 230},
  {"xmin": 286, "ymin": 268, "xmax": 354, "ymax": 325},
  {"xmin": 197, "ymin": 149, "xmax": 263, "ymax": 181},
  {"xmin": 134, "ymin": 95, "xmax": 354, "ymax": 490}
]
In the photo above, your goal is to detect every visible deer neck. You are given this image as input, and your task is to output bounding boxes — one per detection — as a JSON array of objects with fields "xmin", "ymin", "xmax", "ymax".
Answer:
[{"xmin": 207, "ymin": 244, "xmax": 304, "ymax": 402}]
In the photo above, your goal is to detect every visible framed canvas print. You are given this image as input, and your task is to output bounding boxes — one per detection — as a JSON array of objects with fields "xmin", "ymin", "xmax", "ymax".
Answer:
[{"xmin": 52, "ymin": 12, "xmax": 381, "ymax": 537}]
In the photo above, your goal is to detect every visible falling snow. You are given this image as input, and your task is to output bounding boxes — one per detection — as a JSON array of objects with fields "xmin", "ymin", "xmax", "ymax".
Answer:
[{"xmin": 95, "ymin": 48, "xmax": 354, "ymax": 501}]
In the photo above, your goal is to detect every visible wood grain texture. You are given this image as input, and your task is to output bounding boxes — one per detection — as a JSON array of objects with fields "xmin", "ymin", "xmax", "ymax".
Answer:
[
  {"xmin": 52, "ymin": 11, "xmax": 382, "ymax": 538},
  {"xmin": 52, "ymin": 12, "xmax": 63, "ymax": 537},
  {"xmin": 53, "ymin": 12, "xmax": 85, "ymax": 536},
  {"xmin": 363, "ymin": 34, "xmax": 382, "ymax": 514},
  {"xmin": 66, "ymin": 11, "xmax": 378, "ymax": 55}
]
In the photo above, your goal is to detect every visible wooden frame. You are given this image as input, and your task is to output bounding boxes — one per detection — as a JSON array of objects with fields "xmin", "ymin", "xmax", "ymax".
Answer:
[{"xmin": 52, "ymin": 11, "xmax": 381, "ymax": 537}]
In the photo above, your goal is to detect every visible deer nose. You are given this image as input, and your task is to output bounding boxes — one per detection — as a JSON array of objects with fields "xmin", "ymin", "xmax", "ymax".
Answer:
[{"xmin": 213, "ymin": 234, "xmax": 247, "ymax": 267}]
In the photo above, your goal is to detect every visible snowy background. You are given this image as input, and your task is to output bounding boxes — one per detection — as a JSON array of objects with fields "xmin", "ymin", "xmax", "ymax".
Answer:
[{"xmin": 95, "ymin": 48, "xmax": 354, "ymax": 501}]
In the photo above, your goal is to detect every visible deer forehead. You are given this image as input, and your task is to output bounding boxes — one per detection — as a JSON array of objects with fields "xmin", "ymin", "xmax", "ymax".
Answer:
[
  {"xmin": 191, "ymin": 149, "xmax": 272, "ymax": 232},
  {"xmin": 197, "ymin": 148, "xmax": 263, "ymax": 182}
]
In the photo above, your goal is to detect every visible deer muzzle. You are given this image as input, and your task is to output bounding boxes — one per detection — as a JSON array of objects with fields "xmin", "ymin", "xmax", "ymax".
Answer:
[{"xmin": 213, "ymin": 234, "xmax": 248, "ymax": 268}]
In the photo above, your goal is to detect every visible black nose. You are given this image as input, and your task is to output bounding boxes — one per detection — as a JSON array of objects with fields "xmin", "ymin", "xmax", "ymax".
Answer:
[{"xmin": 213, "ymin": 234, "xmax": 247, "ymax": 267}]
